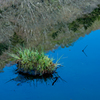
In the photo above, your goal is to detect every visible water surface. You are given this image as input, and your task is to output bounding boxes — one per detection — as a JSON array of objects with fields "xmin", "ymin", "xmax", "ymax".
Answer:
[{"xmin": 0, "ymin": 30, "xmax": 100, "ymax": 100}]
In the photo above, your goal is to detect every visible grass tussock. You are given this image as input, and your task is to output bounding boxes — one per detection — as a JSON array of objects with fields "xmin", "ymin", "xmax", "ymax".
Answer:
[{"xmin": 8, "ymin": 48, "xmax": 60, "ymax": 76}]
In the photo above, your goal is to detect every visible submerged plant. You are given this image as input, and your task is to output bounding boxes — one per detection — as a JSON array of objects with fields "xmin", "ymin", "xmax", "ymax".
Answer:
[{"xmin": 8, "ymin": 48, "xmax": 59, "ymax": 76}]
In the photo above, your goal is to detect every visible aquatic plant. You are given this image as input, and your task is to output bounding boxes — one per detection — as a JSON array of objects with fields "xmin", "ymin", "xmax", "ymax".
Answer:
[{"xmin": 8, "ymin": 48, "xmax": 59, "ymax": 76}]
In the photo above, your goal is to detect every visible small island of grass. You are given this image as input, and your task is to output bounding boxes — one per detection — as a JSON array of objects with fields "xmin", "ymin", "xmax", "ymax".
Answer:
[{"xmin": 9, "ymin": 48, "xmax": 60, "ymax": 76}]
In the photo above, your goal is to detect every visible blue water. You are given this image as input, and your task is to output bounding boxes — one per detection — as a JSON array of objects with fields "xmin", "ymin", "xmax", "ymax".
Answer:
[{"xmin": 0, "ymin": 30, "xmax": 100, "ymax": 100}]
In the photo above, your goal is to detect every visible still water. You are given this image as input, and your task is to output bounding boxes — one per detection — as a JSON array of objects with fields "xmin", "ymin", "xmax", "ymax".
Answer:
[{"xmin": 0, "ymin": 30, "xmax": 100, "ymax": 100}]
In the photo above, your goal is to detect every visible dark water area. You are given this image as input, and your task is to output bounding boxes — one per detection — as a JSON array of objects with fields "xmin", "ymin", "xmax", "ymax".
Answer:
[{"xmin": 0, "ymin": 30, "xmax": 100, "ymax": 100}]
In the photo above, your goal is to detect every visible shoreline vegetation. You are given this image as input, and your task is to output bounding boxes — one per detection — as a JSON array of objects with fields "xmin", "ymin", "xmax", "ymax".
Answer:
[
  {"xmin": 0, "ymin": 1, "xmax": 100, "ymax": 48},
  {"xmin": 68, "ymin": 5, "xmax": 100, "ymax": 32},
  {"xmin": 0, "ymin": 0, "xmax": 100, "ymax": 43},
  {"xmin": 0, "ymin": 0, "xmax": 100, "ymax": 71}
]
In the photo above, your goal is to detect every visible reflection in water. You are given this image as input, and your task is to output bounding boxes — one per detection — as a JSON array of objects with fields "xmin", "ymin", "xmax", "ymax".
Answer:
[
  {"xmin": 68, "ymin": 5, "xmax": 100, "ymax": 32},
  {"xmin": 4, "ymin": 65, "xmax": 66, "ymax": 86},
  {"xmin": 0, "ymin": 69, "xmax": 4, "ymax": 73},
  {"xmin": 0, "ymin": 3, "xmax": 100, "ymax": 54},
  {"xmin": 82, "ymin": 45, "xmax": 88, "ymax": 57}
]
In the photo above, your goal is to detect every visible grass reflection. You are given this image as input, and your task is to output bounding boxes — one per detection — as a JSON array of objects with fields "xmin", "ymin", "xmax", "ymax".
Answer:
[{"xmin": 5, "ymin": 69, "xmax": 65, "ymax": 86}]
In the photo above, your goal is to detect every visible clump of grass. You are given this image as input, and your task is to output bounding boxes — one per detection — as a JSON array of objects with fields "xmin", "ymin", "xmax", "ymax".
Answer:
[{"xmin": 8, "ymin": 48, "xmax": 59, "ymax": 76}]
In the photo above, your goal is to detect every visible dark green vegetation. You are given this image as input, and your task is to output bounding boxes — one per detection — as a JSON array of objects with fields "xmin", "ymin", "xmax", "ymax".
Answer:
[
  {"xmin": 9, "ymin": 48, "xmax": 59, "ymax": 76},
  {"xmin": 68, "ymin": 5, "xmax": 100, "ymax": 32},
  {"xmin": 0, "ymin": 32, "xmax": 24, "ymax": 55},
  {"xmin": 10, "ymin": 32, "xmax": 24, "ymax": 46},
  {"xmin": 0, "ymin": 9, "xmax": 3, "ymax": 14},
  {"xmin": 51, "ymin": 22, "xmax": 65, "ymax": 39},
  {"xmin": 0, "ymin": 43, "xmax": 8, "ymax": 55}
]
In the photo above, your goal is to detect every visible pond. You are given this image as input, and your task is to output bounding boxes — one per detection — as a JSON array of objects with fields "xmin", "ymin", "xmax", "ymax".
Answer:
[{"xmin": 0, "ymin": 29, "xmax": 100, "ymax": 100}]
